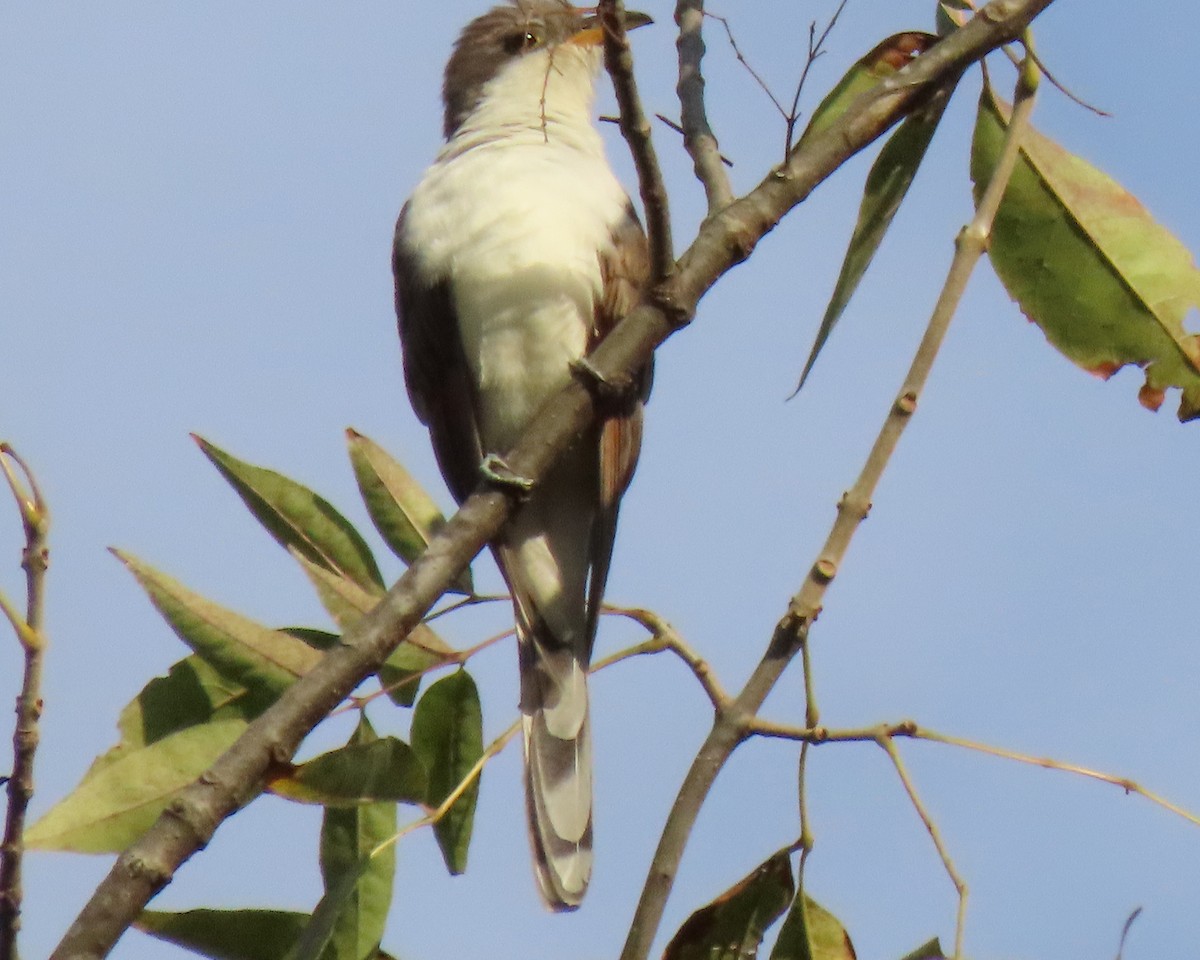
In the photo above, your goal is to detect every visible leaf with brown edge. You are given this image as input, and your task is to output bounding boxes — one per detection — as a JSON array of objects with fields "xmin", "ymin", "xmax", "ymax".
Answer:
[
  {"xmin": 973, "ymin": 82, "xmax": 1200, "ymax": 421},
  {"xmin": 797, "ymin": 33, "xmax": 939, "ymax": 148},
  {"xmin": 664, "ymin": 849, "xmax": 795, "ymax": 960},
  {"xmin": 346, "ymin": 428, "xmax": 473, "ymax": 594},
  {"xmin": 195, "ymin": 434, "xmax": 385, "ymax": 591}
]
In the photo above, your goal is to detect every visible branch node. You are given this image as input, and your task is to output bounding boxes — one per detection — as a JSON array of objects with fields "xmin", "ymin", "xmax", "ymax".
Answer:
[{"xmin": 811, "ymin": 558, "xmax": 838, "ymax": 584}]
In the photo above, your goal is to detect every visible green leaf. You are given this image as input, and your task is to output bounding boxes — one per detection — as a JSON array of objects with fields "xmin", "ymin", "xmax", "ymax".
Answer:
[
  {"xmin": 664, "ymin": 849, "xmax": 795, "ymax": 960},
  {"xmin": 771, "ymin": 891, "xmax": 857, "ymax": 960},
  {"xmin": 195, "ymin": 435, "xmax": 384, "ymax": 591},
  {"xmin": 114, "ymin": 550, "xmax": 320, "ymax": 702},
  {"xmin": 270, "ymin": 734, "xmax": 426, "ymax": 806},
  {"xmin": 137, "ymin": 909, "xmax": 309, "ymax": 960},
  {"xmin": 346, "ymin": 428, "xmax": 472, "ymax": 595},
  {"xmin": 26, "ymin": 718, "xmax": 248, "ymax": 852},
  {"xmin": 288, "ymin": 548, "xmax": 453, "ymax": 707},
  {"xmin": 972, "ymin": 83, "xmax": 1200, "ymax": 421},
  {"xmin": 305, "ymin": 717, "xmax": 397, "ymax": 960},
  {"xmin": 114, "ymin": 655, "xmax": 256, "ymax": 755},
  {"xmin": 410, "ymin": 670, "xmax": 483, "ymax": 874},
  {"xmin": 897, "ymin": 937, "xmax": 947, "ymax": 960},
  {"xmin": 798, "ymin": 33, "xmax": 939, "ymax": 147},
  {"xmin": 795, "ymin": 81, "xmax": 954, "ymax": 394}
]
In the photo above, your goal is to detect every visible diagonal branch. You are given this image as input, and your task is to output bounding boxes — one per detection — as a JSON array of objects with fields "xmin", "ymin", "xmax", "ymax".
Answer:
[{"xmin": 52, "ymin": 3, "xmax": 1059, "ymax": 957}]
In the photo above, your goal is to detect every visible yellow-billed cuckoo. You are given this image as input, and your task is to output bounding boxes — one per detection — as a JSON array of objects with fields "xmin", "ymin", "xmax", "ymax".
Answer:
[{"xmin": 392, "ymin": 0, "xmax": 652, "ymax": 910}]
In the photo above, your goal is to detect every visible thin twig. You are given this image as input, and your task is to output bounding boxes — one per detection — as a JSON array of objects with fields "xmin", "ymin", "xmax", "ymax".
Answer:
[
  {"xmin": 598, "ymin": 0, "xmax": 674, "ymax": 281},
  {"xmin": 372, "ymin": 719, "xmax": 521, "ymax": 857},
  {"xmin": 673, "ymin": 1, "xmax": 735, "ymax": 211},
  {"xmin": 654, "ymin": 113, "xmax": 733, "ymax": 168},
  {"xmin": 705, "ymin": 11, "xmax": 788, "ymax": 120},
  {"xmin": 594, "ymin": 605, "xmax": 729, "ymax": 708},
  {"xmin": 423, "ymin": 592, "xmax": 508, "ymax": 624},
  {"xmin": 785, "ymin": 0, "xmax": 851, "ymax": 155},
  {"xmin": 618, "ymin": 35, "xmax": 1043, "ymax": 960},
  {"xmin": 0, "ymin": 445, "xmax": 50, "ymax": 960},
  {"xmin": 876, "ymin": 735, "xmax": 968, "ymax": 959},
  {"xmin": 52, "ymin": 5, "xmax": 1060, "ymax": 955}
]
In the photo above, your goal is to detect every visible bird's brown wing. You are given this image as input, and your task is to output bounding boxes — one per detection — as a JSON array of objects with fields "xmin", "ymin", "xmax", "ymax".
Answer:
[
  {"xmin": 392, "ymin": 203, "xmax": 484, "ymax": 505},
  {"xmin": 584, "ymin": 203, "xmax": 652, "ymax": 647}
]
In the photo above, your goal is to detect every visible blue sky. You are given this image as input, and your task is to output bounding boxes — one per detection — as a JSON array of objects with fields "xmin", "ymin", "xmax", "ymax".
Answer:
[{"xmin": 3, "ymin": 2, "xmax": 1199, "ymax": 958}]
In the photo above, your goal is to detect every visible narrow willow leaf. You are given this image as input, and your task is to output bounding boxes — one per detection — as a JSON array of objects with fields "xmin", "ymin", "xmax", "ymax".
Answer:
[
  {"xmin": 137, "ymin": 909, "xmax": 309, "ymax": 960},
  {"xmin": 309, "ymin": 717, "xmax": 396, "ymax": 960},
  {"xmin": 410, "ymin": 670, "xmax": 483, "ymax": 874},
  {"xmin": 664, "ymin": 849, "xmax": 795, "ymax": 960},
  {"xmin": 897, "ymin": 937, "xmax": 946, "ymax": 960},
  {"xmin": 290, "ymin": 547, "xmax": 385, "ymax": 631},
  {"xmin": 26, "ymin": 718, "xmax": 247, "ymax": 852},
  {"xmin": 797, "ymin": 33, "xmax": 939, "ymax": 147},
  {"xmin": 771, "ymin": 891, "xmax": 857, "ymax": 960},
  {"xmin": 973, "ymin": 84, "xmax": 1200, "ymax": 420},
  {"xmin": 289, "ymin": 548, "xmax": 454, "ymax": 707},
  {"xmin": 270, "ymin": 734, "xmax": 426, "ymax": 806},
  {"xmin": 346, "ymin": 428, "xmax": 473, "ymax": 595},
  {"xmin": 194, "ymin": 435, "xmax": 385, "ymax": 590},
  {"xmin": 794, "ymin": 82, "xmax": 954, "ymax": 394},
  {"xmin": 113, "ymin": 550, "xmax": 320, "ymax": 701}
]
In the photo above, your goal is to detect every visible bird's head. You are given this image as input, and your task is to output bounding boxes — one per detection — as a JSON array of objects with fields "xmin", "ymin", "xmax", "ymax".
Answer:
[{"xmin": 441, "ymin": 1, "xmax": 652, "ymax": 139}]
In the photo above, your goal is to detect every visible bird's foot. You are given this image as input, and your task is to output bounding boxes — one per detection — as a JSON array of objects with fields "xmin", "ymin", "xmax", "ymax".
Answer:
[
  {"xmin": 570, "ymin": 356, "xmax": 639, "ymax": 412},
  {"xmin": 479, "ymin": 454, "xmax": 535, "ymax": 496}
]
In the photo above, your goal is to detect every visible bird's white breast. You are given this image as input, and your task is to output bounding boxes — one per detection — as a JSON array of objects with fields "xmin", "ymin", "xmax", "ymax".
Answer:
[{"xmin": 402, "ymin": 46, "xmax": 631, "ymax": 452}]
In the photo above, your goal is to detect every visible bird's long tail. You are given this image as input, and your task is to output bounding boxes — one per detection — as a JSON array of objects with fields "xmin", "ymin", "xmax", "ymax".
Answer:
[{"xmin": 497, "ymin": 458, "xmax": 599, "ymax": 911}]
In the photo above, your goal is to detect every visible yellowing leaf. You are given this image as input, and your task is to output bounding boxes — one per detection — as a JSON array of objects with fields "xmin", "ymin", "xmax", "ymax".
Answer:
[
  {"xmin": 114, "ymin": 550, "xmax": 320, "ymax": 700},
  {"xmin": 973, "ymin": 84, "xmax": 1200, "ymax": 421},
  {"xmin": 27, "ymin": 718, "xmax": 247, "ymax": 852},
  {"xmin": 771, "ymin": 891, "xmax": 857, "ymax": 960}
]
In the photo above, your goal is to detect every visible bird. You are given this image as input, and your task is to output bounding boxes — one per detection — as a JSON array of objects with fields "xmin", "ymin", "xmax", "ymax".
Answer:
[{"xmin": 392, "ymin": 0, "xmax": 653, "ymax": 910}]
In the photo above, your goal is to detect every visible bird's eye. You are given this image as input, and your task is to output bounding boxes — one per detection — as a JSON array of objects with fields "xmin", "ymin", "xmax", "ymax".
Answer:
[{"xmin": 504, "ymin": 28, "xmax": 543, "ymax": 54}]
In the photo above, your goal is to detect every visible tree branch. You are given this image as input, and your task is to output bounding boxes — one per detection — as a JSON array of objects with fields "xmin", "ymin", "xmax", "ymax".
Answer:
[
  {"xmin": 599, "ymin": 0, "xmax": 674, "ymax": 280},
  {"xmin": 0, "ymin": 444, "xmax": 50, "ymax": 960},
  {"xmin": 674, "ymin": 0, "xmax": 734, "ymax": 211},
  {"xmin": 617, "ymin": 26, "xmax": 1045, "ymax": 960},
  {"xmin": 52, "ymin": 3, "xmax": 1058, "ymax": 956}
]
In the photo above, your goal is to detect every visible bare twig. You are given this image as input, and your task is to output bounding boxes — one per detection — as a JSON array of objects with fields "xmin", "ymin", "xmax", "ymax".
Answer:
[
  {"xmin": 785, "ymin": 0, "xmax": 851, "ymax": 154},
  {"xmin": 673, "ymin": 1, "xmax": 735, "ymax": 211},
  {"xmin": 52, "ymin": 5, "xmax": 1060, "ymax": 956},
  {"xmin": 705, "ymin": 11, "xmax": 789, "ymax": 120},
  {"xmin": 0, "ymin": 445, "xmax": 50, "ymax": 960},
  {"xmin": 373, "ymin": 719, "xmax": 521, "ymax": 856},
  {"xmin": 599, "ymin": 0, "xmax": 674, "ymax": 280},
  {"xmin": 617, "ymin": 35, "xmax": 1043, "ymax": 960},
  {"xmin": 594, "ymin": 605, "xmax": 729, "ymax": 708},
  {"xmin": 877, "ymin": 735, "xmax": 968, "ymax": 959},
  {"xmin": 654, "ymin": 113, "xmax": 733, "ymax": 167}
]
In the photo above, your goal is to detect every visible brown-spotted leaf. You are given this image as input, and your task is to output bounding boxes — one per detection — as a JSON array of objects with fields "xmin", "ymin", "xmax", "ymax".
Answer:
[
  {"xmin": 973, "ymin": 83, "xmax": 1200, "ymax": 421},
  {"xmin": 664, "ymin": 849, "xmax": 795, "ymax": 960},
  {"xmin": 346, "ymin": 428, "xmax": 472, "ymax": 595},
  {"xmin": 798, "ymin": 33, "xmax": 939, "ymax": 147}
]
